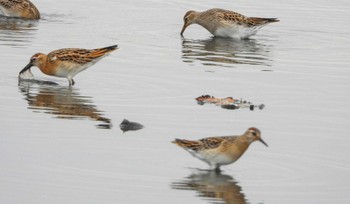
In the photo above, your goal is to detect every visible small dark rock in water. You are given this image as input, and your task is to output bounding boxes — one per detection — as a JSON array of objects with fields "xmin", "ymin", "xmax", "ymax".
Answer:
[
  {"xmin": 119, "ymin": 119, "xmax": 144, "ymax": 132},
  {"xmin": 258, "ymin": 104, "xmax": 265, "ymax": 110},
  {"xmin": 248, "ymin": 104, "xmax": 265, "ymax": 111}
]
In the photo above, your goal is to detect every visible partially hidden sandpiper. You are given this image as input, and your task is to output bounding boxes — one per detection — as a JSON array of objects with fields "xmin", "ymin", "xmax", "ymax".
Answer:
[
  {"xmin": 19, "ymin": 45, "xmax": 118, "ymax": 86},
  {"xmin": 172, "ymin": 127, "xmax": 268, "ymax": 171},
  {"xmin": 180, "ymin": 8, "xmax": 279, "ymax": 39},
  {"xmin": 0, "ymin": 0, "xmax": 40, "ymax": 19}
]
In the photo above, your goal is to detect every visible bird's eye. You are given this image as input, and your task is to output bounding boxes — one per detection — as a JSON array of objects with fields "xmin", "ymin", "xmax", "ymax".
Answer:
[
  {"xmin": 31, "ymin": 58, "xmax": 37, "ymax": 62},
  {"xmin": 252, "ymin": 132, "xmax": 257, "ymax": 136}
]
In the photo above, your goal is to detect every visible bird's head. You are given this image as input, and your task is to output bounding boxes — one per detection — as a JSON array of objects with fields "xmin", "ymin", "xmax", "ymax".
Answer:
[
  {"xmin": 19, "ymin": 53, "xmax": 45, "ymax": 75},
  {"xmin": 245, "ymin": 127, "xmax": 268, "ymax": 147},
  {"xmin": 180, "ymin": 10, "xmax": 198, "ymax": 36}
]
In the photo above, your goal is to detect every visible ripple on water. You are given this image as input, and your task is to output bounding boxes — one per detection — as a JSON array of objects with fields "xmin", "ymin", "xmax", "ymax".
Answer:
[
  {"xmin": 0, "ymin": 12, "xmax": 78, "ymax": 48},
  {"xmin": 0, "ymin": 16, "xmax": 38, "ymax": 47},
  {"xmin": 170, "ymin": 147, "xmax": 350, "ymax": 203},
  {"xmin": 181, "ymin": 37, "xmax": 274, "ymax": 68},
  {"xmin": 40, "ymin": 13, "xmax": 77, "ymax": 24},
  {"xmin": 18, "ymin": 80, "xmax": 112, "ymax": 129},
  {"xmin": 171, "ymin": 170, "xmax": 247, "ymax": 204},
  {"xmin": 239, "ymin": 148, "xmax": 350, "ymax": 200}
]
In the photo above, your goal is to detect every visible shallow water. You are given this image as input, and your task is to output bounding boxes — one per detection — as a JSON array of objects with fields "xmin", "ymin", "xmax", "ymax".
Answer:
[
  {"xmin": 1, "ymin": 0, "xmax": 350, "ymax": 203},
  {"xmin": 181, "ymin": 38, "xmax": 273, "ymax": 67}
]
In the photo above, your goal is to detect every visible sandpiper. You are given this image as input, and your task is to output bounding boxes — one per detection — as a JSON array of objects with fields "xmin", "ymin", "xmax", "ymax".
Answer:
[
  {"xmin": 172, "ymin": 127, "xmax": 268, "ymax": 171},
  {"xmin": 19, "ymin": 45, "xmax": 118, "ymax": 86},
  {"xmin": 180, "ymin": 8, "xmax": 279, "ymax": 39},
  {"xmin": 0, "ymin": 0, "xmax": 40, "ymax": 19}
]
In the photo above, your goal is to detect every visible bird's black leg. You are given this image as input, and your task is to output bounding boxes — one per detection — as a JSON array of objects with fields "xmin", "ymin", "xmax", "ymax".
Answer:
[
  {"xmin": 68, "ymin": 78, "xmax": 75, "ymax": 86},
  {"xmin": 214, "ymin": 165, "xmax": 221, "ymax": 173}
]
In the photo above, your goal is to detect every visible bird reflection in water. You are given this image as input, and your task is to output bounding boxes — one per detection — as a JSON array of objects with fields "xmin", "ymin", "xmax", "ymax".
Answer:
[
  {"xmin": 0, "ymin": 16, "xmax": 38, "ymax": 47},
  {"xmin": 181, "ymin": 37, "xmax": 272, "ymax": 68},
  {"xmin": 171, "ymin": 170, "xmax": 248, "ymax": 204},
  {"xmin": 18, "ymin": 80, "xmax": 112, "ymax": 129}
]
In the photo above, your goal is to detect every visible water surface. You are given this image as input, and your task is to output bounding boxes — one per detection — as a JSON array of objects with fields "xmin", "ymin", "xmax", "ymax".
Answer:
[{"xmin": 1, "ymin": 0, "xmax": 350, "ymax": 204}]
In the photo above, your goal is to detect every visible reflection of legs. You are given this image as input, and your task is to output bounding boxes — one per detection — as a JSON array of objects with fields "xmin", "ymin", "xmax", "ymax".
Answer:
[{"xmin": 190, "ymin": 167, "xmax": 221, "ymax": 173}]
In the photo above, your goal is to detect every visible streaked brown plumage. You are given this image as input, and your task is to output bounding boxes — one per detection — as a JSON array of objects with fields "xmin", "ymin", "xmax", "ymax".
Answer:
[
  {"xmin": 19, "ymin": 45, "xmax": 118, "ymax": 86},
  {"xmin": 0, "ymin": 0, "xmax": 40, "ymax": 19},
  {"xmin": 181, "ymin": 8, "xmax": 279, "ymax": 39},
  {"xmin": 172, "ymin": 127, "xmax": 268, "ymax": 171}
]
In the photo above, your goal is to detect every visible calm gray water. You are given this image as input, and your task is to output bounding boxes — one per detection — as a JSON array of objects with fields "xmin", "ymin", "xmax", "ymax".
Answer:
[{"xmin": 1, "ymin": 0, "xmax": 350, "ymax": 203}]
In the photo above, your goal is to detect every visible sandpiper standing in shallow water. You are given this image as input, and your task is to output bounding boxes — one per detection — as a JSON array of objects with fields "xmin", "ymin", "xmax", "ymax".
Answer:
[
  {"xmin": 180, "ymin": 8, "xmax": 279, "ymax": 39},
  {"xmin": 172, "ymin": 127, "xmax": 268, "ymax": 171},
  {"xmin": 19, "ymin": 45, "xmax": 118, "ymax": 86},
  {"xmin": 0, "ymin": 0, "xmax": 40, "ymax": 19}
]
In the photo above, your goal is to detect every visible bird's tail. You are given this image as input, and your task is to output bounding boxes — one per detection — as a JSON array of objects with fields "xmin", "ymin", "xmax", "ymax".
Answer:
[
  {"xmin": 263, "ymin": 18, "xmax": 279, "ymax": 23},
  {"xmin": 249, "ymin": 17, "xmax": 279, "ymax": 25},
  {"xmin": 90, "ymin": 45, "xmax": 118, "ymax": 58},
  {"xmin": 172, "ymin": 139, "xmax": 201, "ymax": 150}
]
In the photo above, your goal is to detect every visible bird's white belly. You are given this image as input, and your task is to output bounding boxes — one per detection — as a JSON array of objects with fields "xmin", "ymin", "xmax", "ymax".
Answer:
[
  {"xmin": 55, "ymin": 62, "xmax": 96, "ymax": 78},
  {"xmin": 198, "ymin": 152, "xmax": 234, "ymax": 166},
  {"xmin": 210, "ymin": 154, "xmax": 234, "ymax": 165},
  {"xmin": 214, "ymin": 25, "xmax": 260, "ymax": 39}
]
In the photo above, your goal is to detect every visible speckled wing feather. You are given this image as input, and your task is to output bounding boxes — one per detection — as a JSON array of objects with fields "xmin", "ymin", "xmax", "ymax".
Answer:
[
  {"xmin": 207, "ymin": 9, "xmax": 248, "ymax": 26},
  {"xmin": 173, "ymin": 137, "xmax": 230, "ymax": 151},
  {"xmin": 0, "ymin": 0, "xmax": 23, "ymax": 9},
  {"xmin": 219, "ymin": 9, "xmax": 248, "ymax": 24},
  {"xmin": 211, "ymin": 8, "xmax": 278, "ymax": 27},
  {"xmin": 199, "ymin": 137, "xmax": 225, "ymax": 149},
  {"xmin": 47, "ymin": 49, "xmax": 95, "ymax": 65},
  {"xmin": 47, "ymin": 45, "xmax": 118, "ymax": 65},
  {"xmin": 0, "ymin": 0, "xmax": 40, "ymax": 19}
]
